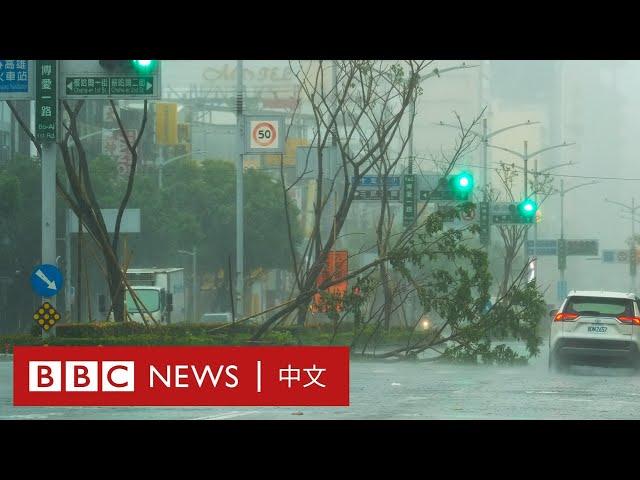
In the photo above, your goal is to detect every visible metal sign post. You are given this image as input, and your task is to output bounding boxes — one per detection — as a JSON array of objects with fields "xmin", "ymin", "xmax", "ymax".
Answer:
[{"xmin": 35, "ymin": 60, "xmax": 59, "ymax": 338}]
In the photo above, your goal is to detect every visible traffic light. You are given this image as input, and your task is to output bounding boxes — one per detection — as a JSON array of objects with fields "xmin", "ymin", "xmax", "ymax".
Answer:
[
  {"xmin": 516, "ymin": 198, "xmax": 538, "ymax": 223},
  {"xmin": 99, "ymin": 60, "xmax": 158, "ymax": 74},
  {"xmin": 449, "ymin": 171, "xmax": 474, "ymax": 200}
]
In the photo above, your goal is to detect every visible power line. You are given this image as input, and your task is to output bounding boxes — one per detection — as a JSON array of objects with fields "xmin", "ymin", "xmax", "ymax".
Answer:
[{"xmin": 412, "ymin": 155, "xmax": 640, "ymax": 182}]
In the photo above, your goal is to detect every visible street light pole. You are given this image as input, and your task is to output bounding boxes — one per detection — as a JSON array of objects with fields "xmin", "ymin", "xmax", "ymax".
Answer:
[{"xmin": 404, "ymin": 63, "xmax": 477, "ymax": 177}]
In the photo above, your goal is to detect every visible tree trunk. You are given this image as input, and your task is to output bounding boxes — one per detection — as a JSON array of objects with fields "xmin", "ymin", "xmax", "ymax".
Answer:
[
  {"xmin": 107, "ymin": 258, "xmax": 125, "ymax": 322},
  {"xmin": 381, "ymin": 261, "xmax": 393, "ymax": 332},
  {"xmin": 296, "ymin": 306, "xmax": 307, "ymax": 327},
  {"xmin": 500, "ymin": 253, "xmax": 513, "ymax": 298}
]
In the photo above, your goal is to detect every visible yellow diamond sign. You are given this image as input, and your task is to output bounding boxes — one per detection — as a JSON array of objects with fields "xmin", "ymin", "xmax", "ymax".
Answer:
[{"xmin": 33, "ymin": 302, "xmax": 61, "ymax": 331}]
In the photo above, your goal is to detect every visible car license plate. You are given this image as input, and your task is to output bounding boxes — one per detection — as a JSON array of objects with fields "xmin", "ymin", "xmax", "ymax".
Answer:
[{"xmin": 587, "ymin": 326, "xmax": 607, "ymax": 333}]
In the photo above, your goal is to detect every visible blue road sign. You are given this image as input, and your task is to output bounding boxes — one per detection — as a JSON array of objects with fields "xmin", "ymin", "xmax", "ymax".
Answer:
[
  {"xmin": 353, "ymin": 175, "xmax": 401, "ymax": 188},
  {"xmin": 526, "ymin": 240, "xmax": 557, "ymax": 256},
  {"xmin": 0, "ymin": 60, "xmax": 31, "ymax": 97},
  {"xmin": 30, "ymin": 264, "xmax": 63, "ymax": 298},
  {"xmin": 602, "ymin": 250, "xmax": 616, "ymax": 263}
]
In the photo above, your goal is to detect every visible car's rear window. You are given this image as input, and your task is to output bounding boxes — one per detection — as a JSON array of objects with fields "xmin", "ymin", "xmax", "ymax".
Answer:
[{"xmin": 564, "ymin": 296, "xmax": 634, "ymax": 317}]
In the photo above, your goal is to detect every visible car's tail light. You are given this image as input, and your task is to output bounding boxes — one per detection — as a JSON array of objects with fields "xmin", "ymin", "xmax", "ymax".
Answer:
[
  {"xmin": 617, "ymin": 315, "xmax": 640, "ymax": 325},
  {"xmin": 554, "ymin": 312, "xmax": 579, "ymax": 322}
]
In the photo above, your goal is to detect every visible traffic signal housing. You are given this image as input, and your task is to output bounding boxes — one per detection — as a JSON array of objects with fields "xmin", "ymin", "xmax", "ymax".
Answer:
[
  {"xmin": 517, "ymin": 198, "xmax": 538, "ymax": 221},
  {"xmin": 99, "ymin": 60, "xmax": 158, "ymax": 74},
  {"xmin": 449, "ymin": 171, "xmax": 474, "ymax": 200}
]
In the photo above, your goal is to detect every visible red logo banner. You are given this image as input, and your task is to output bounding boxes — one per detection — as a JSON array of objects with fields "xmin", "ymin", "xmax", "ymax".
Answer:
[{"xmin": 13, "ymin": 346, "xmax": 350, "ymax": 407}]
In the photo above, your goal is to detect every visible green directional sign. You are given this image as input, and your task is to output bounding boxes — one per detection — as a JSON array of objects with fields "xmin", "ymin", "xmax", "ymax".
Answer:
[
  {"xmin": 60, "ymin": 61, "xmax": 161, "ymax": 99},
  {"xmin": 65, "ymin": 77, "xmax": 109, "ymax": 95},
  {"xmin": 566, "ymin": 239, "xmax": 598, "ymax": 256},
  {"xmin": 35, "ymin": 60, "xmax": 57, "ymax": 143},
  {"xmin": 65, "ymin": 76, "xmax": 154, "ymax": 96},
  {"xmin": 111, "ymin": 77, "xmax": 154, "ymax": 95}
]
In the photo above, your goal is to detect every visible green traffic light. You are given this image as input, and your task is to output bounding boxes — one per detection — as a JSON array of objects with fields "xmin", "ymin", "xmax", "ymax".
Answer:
[
  {"xmin": 517, "ymin": 198, "xmax": 538, "ymax": 219},
  {"xmin": 130, "ymin": 60, "xmax": 157, "ymax": 72},
  {"xmin": 450, "ymin": 171, "xmax": 474, "ymax": 196}
]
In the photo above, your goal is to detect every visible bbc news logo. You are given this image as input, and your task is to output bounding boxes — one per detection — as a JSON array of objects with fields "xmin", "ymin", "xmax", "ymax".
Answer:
[
  {"xmin": 14, "ymin": 346, "xmax": 349, "ymax": 406},
  {"xmin": 29, "ymin": 361, "xmax": 134, "ymax": 392}
]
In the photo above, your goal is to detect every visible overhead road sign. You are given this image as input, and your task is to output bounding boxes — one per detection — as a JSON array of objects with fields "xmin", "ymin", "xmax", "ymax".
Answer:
[{"xmin": 59, "ymin": 60, "xmax": 161, "ymax": 99}]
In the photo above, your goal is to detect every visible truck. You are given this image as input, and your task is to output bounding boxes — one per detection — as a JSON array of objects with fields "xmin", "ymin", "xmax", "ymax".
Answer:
[{"xmin": 124, "ymin": 268, "xmax": 186, "ymax": 324}]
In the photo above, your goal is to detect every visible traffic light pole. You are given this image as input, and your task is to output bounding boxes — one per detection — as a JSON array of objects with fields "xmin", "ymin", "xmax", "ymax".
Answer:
[
  {"xmin": 42, "ymin": 141, "xmax": 57, "ymax": 338},
  {"xmin": 633, "ymin": 198, "xmax": 636, "ymax": 294},
  {"xmin": 533, "ymin": 157, "xmax": 538, "ymax": 273},
  {"xmin": 560, "ymin": 179, "xmax": 565, "ymax": 290}
]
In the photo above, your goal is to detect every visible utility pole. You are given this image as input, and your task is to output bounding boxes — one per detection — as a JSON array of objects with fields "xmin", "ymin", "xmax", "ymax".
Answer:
[
  {"xmin": 606, "ymin": 197, "xmax": 640, "ymax": 293},
  {"xmin": 235, "ymin": 60, "xmax": 244, "ymax": 318},
  {"xmin": 558, "ymin": 180, "xmax": 597, "ymax": 300},
  {"xmin": 408, "ymin": 92, "xmax": 415, "ymax": 175}
]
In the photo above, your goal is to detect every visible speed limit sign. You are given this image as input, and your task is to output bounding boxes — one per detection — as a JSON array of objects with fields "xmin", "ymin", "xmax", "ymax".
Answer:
[{"xmin": 245, "ymin": 115, "xmax": 284, "ymax": 154}]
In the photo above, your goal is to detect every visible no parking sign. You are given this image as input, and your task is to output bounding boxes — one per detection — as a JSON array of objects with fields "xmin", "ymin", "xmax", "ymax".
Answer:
[{"xmin": 244, "ymin": 115, "xmax": 284, "ymax": 154}]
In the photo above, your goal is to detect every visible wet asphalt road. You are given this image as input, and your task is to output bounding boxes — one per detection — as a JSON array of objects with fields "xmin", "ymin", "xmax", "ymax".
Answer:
[{"xmin": 2, "ymin": 344, "xmax": 639, "ymax": 419}]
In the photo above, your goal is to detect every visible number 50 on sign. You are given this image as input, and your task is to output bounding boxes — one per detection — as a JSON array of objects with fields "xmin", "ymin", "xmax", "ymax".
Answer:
[{"xmin": 245, "ymin": 115, "xmax": 284, "ymax": 154}]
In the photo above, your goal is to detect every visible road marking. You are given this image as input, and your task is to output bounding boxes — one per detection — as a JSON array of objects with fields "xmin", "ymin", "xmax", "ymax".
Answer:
[
  {"xmin": 0, "ymin": 413, "xmax": 64, "ymax": 419},
  {"xmin": 193, "ymin": 410, "xmax": 260, "ymax": 420}
]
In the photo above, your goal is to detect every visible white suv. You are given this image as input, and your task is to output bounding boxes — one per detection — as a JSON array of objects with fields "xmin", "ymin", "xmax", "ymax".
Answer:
[{"xmin": 549, "ymin": 290, "xmax": 640, "ymax": 372}]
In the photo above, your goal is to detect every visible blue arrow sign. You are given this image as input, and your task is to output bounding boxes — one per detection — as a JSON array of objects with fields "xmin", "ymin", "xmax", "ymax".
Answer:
[{"xmin": 30, "ymin": 264, "xmax": 63, "ymax": 298}]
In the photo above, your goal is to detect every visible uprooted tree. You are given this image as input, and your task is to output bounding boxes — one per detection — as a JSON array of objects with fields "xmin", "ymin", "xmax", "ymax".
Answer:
[{"xmin": 244, "ymin": 60, "xmax": 547, "ymax": 363}]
